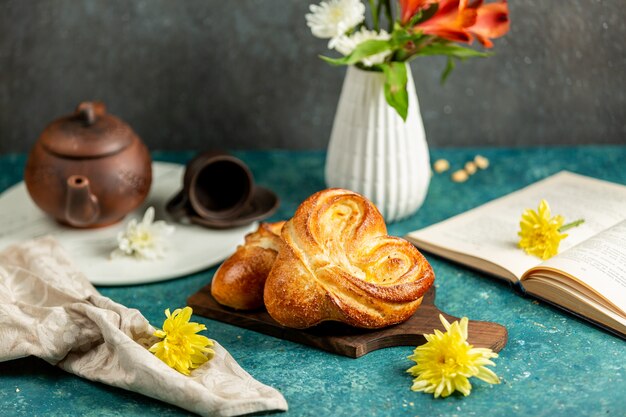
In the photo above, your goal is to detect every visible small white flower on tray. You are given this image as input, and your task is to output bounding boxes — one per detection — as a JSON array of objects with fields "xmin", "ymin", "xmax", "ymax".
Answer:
[
  {"xmin": 112, "ymin": 207, "xmax": 175, "ymax": 260},
  {"xmin": 305, "ymin": 0, "xmax": 365, "ymax": 46}
]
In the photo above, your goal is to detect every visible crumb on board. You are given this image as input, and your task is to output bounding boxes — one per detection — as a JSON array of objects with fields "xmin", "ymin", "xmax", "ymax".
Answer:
[
  {"xmin": 464, "ymin": 161, "xmax": 477, "ymax": 175},
  {"xmin": 433, "ymin": 159, "xmax": 450, "ymax": 173},
  {"xmin": 474, "ymin": 155, "xmax": 490, "ymax": 169},
  {"xmin": 451, "ymin": 169, "xmax": 469, "ymax": 183}
]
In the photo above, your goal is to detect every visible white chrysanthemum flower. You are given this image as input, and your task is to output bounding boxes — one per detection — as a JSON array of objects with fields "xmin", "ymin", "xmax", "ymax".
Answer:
[
  {"xmin": 334, "ymin": 27, "xmax": 392, "ymax": 67},
  {"xmin": 112, "ymin": 207, "xmax": 175, "ymax": 260},
  {"xmin": 305, "ymin": 0, "xmax": 365, "ymax": 46}
]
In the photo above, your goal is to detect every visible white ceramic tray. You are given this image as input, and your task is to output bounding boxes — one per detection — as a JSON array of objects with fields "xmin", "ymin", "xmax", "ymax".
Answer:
[{"xmin": 0, "ymin": 162, "xmax": 255, "ymax": 286}]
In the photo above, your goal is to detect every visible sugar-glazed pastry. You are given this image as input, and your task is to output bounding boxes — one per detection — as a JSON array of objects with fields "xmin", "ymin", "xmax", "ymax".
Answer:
[
  {"xmin": 264, "ymin": 189, "xmax": 434, "ymax": 329},
  {"xmin": 211, "ymin": 221, "xmax": 285, "ymax": 310}
]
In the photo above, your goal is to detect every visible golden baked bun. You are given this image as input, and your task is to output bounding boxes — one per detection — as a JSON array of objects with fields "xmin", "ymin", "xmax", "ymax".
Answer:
[
  {"xmin": 211, "ymin": 221, "xmax": 285, "ymax": 310},
  {"xmin": 264, "ymin": 189, "xmax": 434, "ymax": 329}
]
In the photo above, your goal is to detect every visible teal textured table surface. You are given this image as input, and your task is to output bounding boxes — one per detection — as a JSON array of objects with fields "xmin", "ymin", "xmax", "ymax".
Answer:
[{"xmin": 1, "ymin": 146, "xmax": 625, "ymax": 417}]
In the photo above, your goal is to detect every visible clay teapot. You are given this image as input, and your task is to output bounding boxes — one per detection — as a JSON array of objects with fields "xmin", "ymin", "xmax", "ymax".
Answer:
[{"xmin": 24, "ymin": 101, "xmax": 152, "ymax": 228}]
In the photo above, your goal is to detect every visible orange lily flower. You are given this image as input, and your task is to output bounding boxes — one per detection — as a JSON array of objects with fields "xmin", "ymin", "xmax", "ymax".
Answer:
[
  {"xmin": 414, "ymin": 0, "xmax": 509, "ymax": 48},
  {"xmin": 399, "ymin": 0, "xmax": 437, "ymax": 24},
  {"xmin": 470, "ymin": 1, "xmax": 510, "ymax": 47}
]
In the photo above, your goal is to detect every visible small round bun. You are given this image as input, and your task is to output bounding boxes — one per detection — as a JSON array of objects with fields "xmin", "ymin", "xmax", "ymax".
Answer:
[{"xmin": 211, "ymin": 222, "xmax": 284, "ymax": 310}]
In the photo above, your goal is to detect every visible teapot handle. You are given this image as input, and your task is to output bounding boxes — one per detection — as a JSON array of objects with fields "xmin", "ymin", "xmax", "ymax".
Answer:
[{"xmin": 76, "ymin": 101, "xmax": 107, "ymax": 126}]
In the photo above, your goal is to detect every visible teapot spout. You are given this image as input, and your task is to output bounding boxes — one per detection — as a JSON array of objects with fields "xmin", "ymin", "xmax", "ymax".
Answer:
[{"xmin": 65, "ymin": 175, "xmax": 100, "ymax": 227}]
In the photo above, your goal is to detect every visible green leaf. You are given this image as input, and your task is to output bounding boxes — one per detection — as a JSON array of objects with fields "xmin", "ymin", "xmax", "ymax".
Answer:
[
  {"xmin": 416, "ymin": 43, "xmax": 492, "ymax": 83},
  {"xmin": 390, "ymin": 26, "xmax": 430, "ymax": 62},
  {"xmin": 320, "ymin": 39, "xmax": 390, "ymax": 66},
  {"xmin": 417, "ymin": 42, "xmax": 492, "ymax": 59},
  {"xmin": 391, "ymin": 26, "xmax": 425, "ymax": 47},
  {"xmin": 381, "ymin": 62, "xmax": 409, "ymax": 121},
  {"xmin": 441, "ymin": 57, "xmax": 455, "ymax": 84},
  {"xmin": 391, "ymin": 26, "xmax": 409, "ymax": 46}
]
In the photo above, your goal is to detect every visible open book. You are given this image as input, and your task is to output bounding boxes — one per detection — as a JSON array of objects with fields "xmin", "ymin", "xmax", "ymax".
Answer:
[{"xmin": 405, "ymin": 171, "xmax": 626, "ymax": 338}]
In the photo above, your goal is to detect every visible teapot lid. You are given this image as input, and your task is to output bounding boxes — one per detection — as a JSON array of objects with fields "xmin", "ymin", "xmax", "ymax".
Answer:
[{"xmin": 40, "ymin": 102, "xmax": 136, "ymax": 158}]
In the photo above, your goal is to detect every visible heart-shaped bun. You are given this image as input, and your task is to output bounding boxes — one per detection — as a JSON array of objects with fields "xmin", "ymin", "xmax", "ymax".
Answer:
[
  {"xmin": 211, "ymin": 221, "xmax": 285, "ymax": 310},
  {"xmin": 263, "ymin": 189, "xmax": 434, "ymax": 329}
]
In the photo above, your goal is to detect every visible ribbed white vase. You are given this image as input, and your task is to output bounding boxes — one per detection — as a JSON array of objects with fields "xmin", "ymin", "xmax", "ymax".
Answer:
[{"xmin": 325, "ymin": 64, "xmax": 431, "ymax": 222}]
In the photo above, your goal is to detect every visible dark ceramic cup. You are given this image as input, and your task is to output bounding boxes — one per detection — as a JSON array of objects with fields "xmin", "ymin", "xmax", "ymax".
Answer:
[{"xmin": 167, "ymin": 152, "xmax": 254, "ymax": 222}]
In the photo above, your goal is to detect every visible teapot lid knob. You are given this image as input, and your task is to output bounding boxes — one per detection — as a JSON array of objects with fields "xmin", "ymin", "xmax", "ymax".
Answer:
[{"xmin": 76, "ymin": 102, "xmax": 107, "ymax": 126}]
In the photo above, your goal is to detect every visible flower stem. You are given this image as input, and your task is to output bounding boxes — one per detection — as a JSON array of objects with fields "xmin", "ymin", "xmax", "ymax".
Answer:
[
  {"xmin": 558, "ymin": 219, "xmax": 585, "ymax": 232},
  {"xmin": 384, "ymin": 0, "xmax": 393, "ymax": 32},
  {"xmin": 397, "ymin": 36, "xmax": 436, "ymax": 62},
  {"xmin": 369, "ymin": 0, "xmax": 379, "ymax": 31}
]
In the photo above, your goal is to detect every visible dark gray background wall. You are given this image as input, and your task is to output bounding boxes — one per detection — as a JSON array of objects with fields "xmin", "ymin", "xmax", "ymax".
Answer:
[{"xmin": 1, "ymin": 0, "xmax": 624, "ymax": 153}]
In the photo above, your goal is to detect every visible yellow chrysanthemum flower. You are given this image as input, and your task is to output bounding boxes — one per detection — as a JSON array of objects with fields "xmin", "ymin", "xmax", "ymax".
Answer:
[
  {"xmin": 149, "ymin": 307, "xmax": 214, "ymax": 375},
  {"xmin": 518, "ymin": 199, "xmax": 576, "ymax": 260},
  {"xmin": 407, "ymin": 315, "xmax": 500, "ymax": 398}
]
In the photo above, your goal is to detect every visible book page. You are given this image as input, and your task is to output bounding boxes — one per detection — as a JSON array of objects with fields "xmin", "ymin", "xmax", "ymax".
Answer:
[
  {"xmin": 406, "ymin": 172, "xmax": 626, "ymax": 282},
  {"xmin": 526, "ymin": 220, "xmax": 626, "ymax": 312}
]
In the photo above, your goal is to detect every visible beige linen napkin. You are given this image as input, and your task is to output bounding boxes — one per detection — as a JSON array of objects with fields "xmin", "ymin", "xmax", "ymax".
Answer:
[{"xmin": 0, "ymin": 237, "xmax": 288, "ymax": 416}]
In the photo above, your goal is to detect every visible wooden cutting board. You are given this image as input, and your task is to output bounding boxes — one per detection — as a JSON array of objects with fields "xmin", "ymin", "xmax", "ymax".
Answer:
[{"xmin": 188, "ymin": 285, "xmax": 508, "ymax": 358}]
